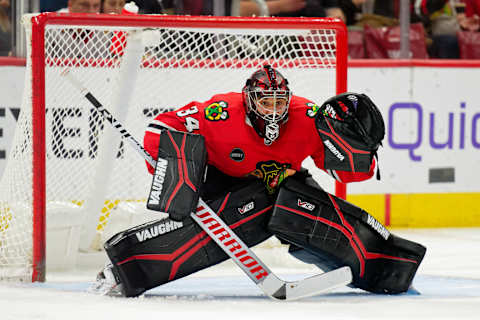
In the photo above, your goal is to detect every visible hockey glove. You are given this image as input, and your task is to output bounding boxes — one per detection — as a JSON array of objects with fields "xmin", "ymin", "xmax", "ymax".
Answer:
[{"xmin": 315, "ymin": 92, "xmax": 385, "ymax": 174}]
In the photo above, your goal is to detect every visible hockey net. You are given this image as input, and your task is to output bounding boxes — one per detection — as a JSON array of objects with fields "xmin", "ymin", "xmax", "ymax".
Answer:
[{"xmin": 0, "ymin": 13, "xmax": 347, "ymax": 281}]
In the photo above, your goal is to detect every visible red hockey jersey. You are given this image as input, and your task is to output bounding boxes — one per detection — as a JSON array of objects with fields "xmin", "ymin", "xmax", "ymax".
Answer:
[{"xmin": 143, "ymin": 92, "xmax": 375, "ymax": 188}]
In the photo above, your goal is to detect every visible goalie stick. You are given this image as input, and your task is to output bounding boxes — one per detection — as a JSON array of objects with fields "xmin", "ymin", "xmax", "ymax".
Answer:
[{"xmin": 62, "ymin": 69, "xmax": 352, "ymax": 300}]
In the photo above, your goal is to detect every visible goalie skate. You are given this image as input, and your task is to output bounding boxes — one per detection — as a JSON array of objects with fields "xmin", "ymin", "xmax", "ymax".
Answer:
[{"xmin": 89, "ymin": 264, "xmax": 124, "ymax": 296}]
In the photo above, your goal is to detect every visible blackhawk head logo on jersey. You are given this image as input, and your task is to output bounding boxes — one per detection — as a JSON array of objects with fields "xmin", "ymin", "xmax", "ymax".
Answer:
[
  {"xmin": 306, "ymin": 102, "xmax": 320, "ymax": 118},
  {"xmin": 249, "ymin": 160, "xmax": 292, "ymax": 194},
  {"xmin": 205, "ymin": 101, "xmax": 229, "ymax": 121}
]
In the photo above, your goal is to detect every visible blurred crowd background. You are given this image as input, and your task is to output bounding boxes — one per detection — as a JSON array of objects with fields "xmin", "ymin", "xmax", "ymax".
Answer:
[{"xmin": 1, "ymin": 0, "xmax": 480, "ymax": 59}]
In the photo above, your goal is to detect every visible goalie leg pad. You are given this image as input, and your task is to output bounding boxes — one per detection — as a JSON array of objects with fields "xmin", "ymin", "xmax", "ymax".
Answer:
[
  {"xmin": 147, "ymin": 130, "xmax": 207, "ymax": 221},
  {"xmin": 105, "ymin": 180, "xmax": 273, "ymax": 297},
  {"xmin": 268, "ymin": 178, "xmax": 426, "ymax": 294}
]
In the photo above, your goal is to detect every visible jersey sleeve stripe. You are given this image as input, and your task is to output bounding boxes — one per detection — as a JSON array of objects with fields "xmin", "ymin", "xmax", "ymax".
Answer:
[
  {"xmin": 146, "ymin": 125, "xmax": 163, "ymax": 135},
  {"xmin": 146, "ymin": 120, "xmax": 176, "ymax": 134}
]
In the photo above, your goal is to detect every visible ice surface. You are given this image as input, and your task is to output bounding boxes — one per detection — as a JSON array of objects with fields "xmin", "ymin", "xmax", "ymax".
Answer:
[{"xmin": 1, "ymin": 228, "xmax": 479, "ymax": 320}]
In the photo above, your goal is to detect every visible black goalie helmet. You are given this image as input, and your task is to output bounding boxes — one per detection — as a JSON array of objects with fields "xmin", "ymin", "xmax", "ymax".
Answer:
[{"xmin": 242, "ymin": 65, "xmax": 292, "ymax": 145}]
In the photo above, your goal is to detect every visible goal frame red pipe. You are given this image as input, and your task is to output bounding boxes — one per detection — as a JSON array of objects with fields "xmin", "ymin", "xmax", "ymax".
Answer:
[{"xmin": 28, "ymin": 12, "xmax": 348, "ymax": 281}]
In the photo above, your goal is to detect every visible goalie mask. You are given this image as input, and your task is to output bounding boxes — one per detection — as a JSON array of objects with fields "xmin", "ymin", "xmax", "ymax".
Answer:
[{"xmin": 242, "ymin": 65, "xmax": 291, "ymax": 145}]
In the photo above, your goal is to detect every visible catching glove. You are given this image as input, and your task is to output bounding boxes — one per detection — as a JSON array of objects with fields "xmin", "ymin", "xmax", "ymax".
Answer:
[{"xmin": 315, "ymin": 92, "xmax": 385, "ymax": 176}]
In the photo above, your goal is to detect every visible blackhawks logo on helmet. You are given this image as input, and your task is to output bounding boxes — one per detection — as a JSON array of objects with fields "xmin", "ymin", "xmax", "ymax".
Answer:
[
  {"xmin": 306, "ymin": 102, "xmax": 320, "ymax": 118},
  {"xmin": 205, "ymin": 101, "xmax": 229, "ymax": 121}
]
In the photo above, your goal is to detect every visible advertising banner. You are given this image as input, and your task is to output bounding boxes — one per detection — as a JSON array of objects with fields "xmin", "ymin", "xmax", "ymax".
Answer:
[{"xmin": 0, "ymin": 61, "xmax": 479, "ymax": 227}]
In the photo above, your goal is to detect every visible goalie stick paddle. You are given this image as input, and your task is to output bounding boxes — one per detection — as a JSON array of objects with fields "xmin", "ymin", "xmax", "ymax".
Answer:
[{"xmin": 62, "ymin": 68, "xmax": 353, "ymax": 300}]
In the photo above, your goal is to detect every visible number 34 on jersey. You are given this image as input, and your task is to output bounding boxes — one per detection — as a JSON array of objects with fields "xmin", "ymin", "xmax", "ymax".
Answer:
[{"xmin": 176, "ymin": 106, "xmax": 200, "ymax": 132}]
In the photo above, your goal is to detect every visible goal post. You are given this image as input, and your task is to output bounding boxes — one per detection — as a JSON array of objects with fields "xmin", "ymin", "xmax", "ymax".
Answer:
[{"xmin": 0, "ymin": 12, "xmax": 347, "ymax": 282}]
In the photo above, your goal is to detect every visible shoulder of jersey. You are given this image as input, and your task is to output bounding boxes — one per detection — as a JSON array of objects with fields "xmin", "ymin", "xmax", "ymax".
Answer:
[
  {"xmin": 201, "ymin": 92, "xmax": 243, "ymax": 122},
  {"xmin": 289, "ymin": 95, "xmax": 321, "ymax": 119}
]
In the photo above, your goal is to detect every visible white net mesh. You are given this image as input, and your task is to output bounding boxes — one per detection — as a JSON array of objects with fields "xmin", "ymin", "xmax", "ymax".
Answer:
[{"xmin": 0, "ymin": 14, "xmax": 344, "ymax": 281}]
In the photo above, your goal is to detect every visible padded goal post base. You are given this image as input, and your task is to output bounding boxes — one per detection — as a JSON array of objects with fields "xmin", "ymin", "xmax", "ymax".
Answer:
[
  {"xmin": 104, "ymin": 180, "xmax": 273, "ymax": 297},
  {"xmin": 269, "ymin": 179, "xmax": 426, "ymax": 294}
]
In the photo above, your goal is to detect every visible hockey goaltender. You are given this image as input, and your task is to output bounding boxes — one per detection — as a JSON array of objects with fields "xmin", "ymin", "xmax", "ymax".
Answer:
[{"xmin": 92, "ymin": 65, "xmax": 426, "ymax": 298}]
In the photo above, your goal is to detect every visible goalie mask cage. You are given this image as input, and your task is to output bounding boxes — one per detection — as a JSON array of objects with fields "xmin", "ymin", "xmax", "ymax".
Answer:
[{"xmin": 0, "ymin": 13, "xmax": 347, "ymax": 282}]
